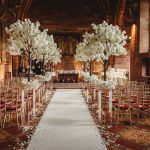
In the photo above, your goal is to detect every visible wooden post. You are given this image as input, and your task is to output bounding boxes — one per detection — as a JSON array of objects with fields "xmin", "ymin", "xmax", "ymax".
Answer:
[
  {"xmin": 98, "ymin": 90, "xmax": 102, "ymax": 121},
  {"xmin": 28, "ymin": 51, "xmax": 31, "ymax": 82},
  {"xmin": 86, "ymin": 88, "xmax": 89, "ymax": 103},
  {"xmin": 109, "ymin": 89, "xmax": 112, "ymax": 124},
  {"xmin": 21, "ymin": 90, "xmax": 25, "ymax": 124},
  {"xmin": 33, "ymin": 89, "xmax": 36, "ymax": 118}
]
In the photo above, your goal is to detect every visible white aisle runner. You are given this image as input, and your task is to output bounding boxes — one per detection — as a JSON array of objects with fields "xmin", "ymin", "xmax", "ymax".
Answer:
[{"xmin": 27, "ymin": 89, "xmax": 107, "ymax": 150}]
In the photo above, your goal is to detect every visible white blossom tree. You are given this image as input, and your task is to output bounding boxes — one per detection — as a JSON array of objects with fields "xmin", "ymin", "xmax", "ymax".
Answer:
[
  {"xmin": 75, "ymin": 21, "xmax": 128, "ymax": 80},
  {"xmin": 5, "ymin": 19, "xmax": 61, "ymax": 81},
  {"xmin": 5, "ymin": 19, "xmax": 49, "ymax": 81}
]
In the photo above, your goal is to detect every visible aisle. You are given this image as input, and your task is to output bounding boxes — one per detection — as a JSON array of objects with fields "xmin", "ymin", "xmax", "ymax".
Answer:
[{"xmin": 27, "ymin": 89, "xmax": 107, "ymax": 150}]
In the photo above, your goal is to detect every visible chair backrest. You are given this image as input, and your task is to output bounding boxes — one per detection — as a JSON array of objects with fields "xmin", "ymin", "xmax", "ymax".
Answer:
[
  {"xmin": 117, "ymin": 87, "xmax": 131, "ymax": 107},
  {"xmin": 141, "ymin": 87, "xmax": 150, "ymax": 106}
]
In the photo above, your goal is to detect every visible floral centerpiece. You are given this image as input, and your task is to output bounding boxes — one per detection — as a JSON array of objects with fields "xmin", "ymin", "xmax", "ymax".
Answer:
[
  {"xmin": 20, "ymin": 79, "xmax": 40, "ymax": 90},
  {"xmin": 93, "ymin": 79, "xmax": 116, "ymax": 90},
  {"xmin": 90, "ymin": 75, "xmax": 98, "ymax": 83},
  {"xmin": 81, "ymin": 72, "xmax": 91, "ymax": 82},
  {"xmin": 106, "ymin": 67, "xmax": 127, "ymax": 85},
  {"xmin": 36, "ymin": 74, "xmax": 51, "ymax": 82}
]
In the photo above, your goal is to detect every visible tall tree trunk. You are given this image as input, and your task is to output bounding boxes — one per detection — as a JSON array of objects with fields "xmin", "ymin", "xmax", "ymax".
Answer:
[
  {"xmin": 104, "ymin": 60, "xmax": 107, "ymax": 81},
  {"xmin": 89, "ymin": 62, "xmax": 92, "ymax": 76},
  {"xmin": 50, "ymin": 62, "xmax": 52, "ymax": 72},
  {"xmin": 83, "ymin": 62, "xmax": 86, "ymax": 72},
  {"xmin": 42, "ymin": 54, "xmax": 45, "ymax": 75}
]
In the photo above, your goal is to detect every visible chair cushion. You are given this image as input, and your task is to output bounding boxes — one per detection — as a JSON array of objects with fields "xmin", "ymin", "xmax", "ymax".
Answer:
[
  {"xmin": 0, "ymin": 100, "xmax": 5, "ymax": 104},
  {"xmin": 131, "ymin": 95, "xmax": 137, "ymax": 98},
  {"xmin": 133, "ymin": 105, "xmax": 149, "ymax": 110},
  {"xmin": 0, "ymin": 104, "xmax": 5, "ymax": 109},
  {"xmin": 139, "ymin": 105, "xmax": 149, "ymax": 109},
  {"xmin": 130, "ymin": 100, "xmax": 136, "ymax": 103},
  {"xmin": 0, "ymin": 96, "xmax": 4, "ymax": 99},
  {"xmin": 112, "ymin": 99, "xmax": 118, "ymax": 103},
  {"xmin": 143, "ymin": 100, "xmax": 149, "ymax": 103},
  {"xmin": 2, "ymin": 100, "xmax": 13, "ymax": 104},
  {"xmin": 14, "ymin": 100, "xmax": 22, "ymax": 104},
  {"xmin": 115, "ymin": 104, "xmax": 129, "ymax": 109},
  {"xmin": 6, "ymin": 105, "xmax": 21, "ymax": 110}
]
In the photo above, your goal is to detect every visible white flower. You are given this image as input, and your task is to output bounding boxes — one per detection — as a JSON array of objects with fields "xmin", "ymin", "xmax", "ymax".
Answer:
[
  {"xmin": 90, "ymin": 75, "xmax": 98, "ymax": 83},
  {"xmin": 93, "ymin": 79, "xmax": 116, "ymax": 90},
  {"xmin": 36, "ymin": 72, "xmax": 55, "ymax": 82},
  {"xmin": 50, "ymin": 71, "xmax": 56, "ymax": 76},
  {"xmin": 36, "ymin": 75, "xmax": 51, "ymax": 82},
  {"xmin": 33, "ymin": 35, "xmax": 61, "ymax": 64},
  {"xmin": 106, "ymin": 67, "xmax": 127, "ymax": 84},
  {"xmin": 81, "ymin": 72, "xmax": 91, "ymax": 82},
  {"xmin": 20, "ymin": 79, "xmax": 40, "ymax": 90}
]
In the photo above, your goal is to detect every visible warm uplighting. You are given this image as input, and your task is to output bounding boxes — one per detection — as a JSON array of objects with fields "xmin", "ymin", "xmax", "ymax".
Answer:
[
  {"xmin": 0, "ymin": 1, "xmax": 149, "ymax": 150},
  {"xmin": 0, "ymin": 64, "xmax": 5, "ymax": 80},
  {"xmin": 130, "ymin": 24, "xmax": 137, "ymax": 55}
]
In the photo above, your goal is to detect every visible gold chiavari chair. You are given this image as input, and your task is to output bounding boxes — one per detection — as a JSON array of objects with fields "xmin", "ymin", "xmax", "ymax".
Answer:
[
  {"xmin": 143, "ymin": 87, "xmax": 150, "ymax": 116},
  {"xmin": 114, "ymin": 88, "xmax": 132, "ymax": 125},
  {"xmin": 132, "ymin": 87, "xmax": 150, "ymax": 120},
  {"xmin": 0, "ymin": 90, "xmax": 5, "ymax": 127},
  {"xmin": 3, "ymin": 91, "xmax": 22, "ymax": 127}
]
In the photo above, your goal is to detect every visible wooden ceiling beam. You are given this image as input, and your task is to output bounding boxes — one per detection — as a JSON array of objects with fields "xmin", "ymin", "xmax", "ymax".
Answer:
[
  {"xmin": 96, "ymin": 0, "xmax": 107, "ymax": 20},
  {"xmin": 96, "ymin": 0, "xmax": 121, "ymax": 24},
  {"xmin": 40, "ymin": 24, "xmax": 91, "ymax": 33},
  {"xmin": 27, "ymin": 0, "xmax": 104, "ymax": 33},
  {"xmin": 17, "ymin": 0, "xmax": 33, "ymax": 20},
  {"xmin": 113, "ymin": 0, "xmax": 122, "ymax": 25}
]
